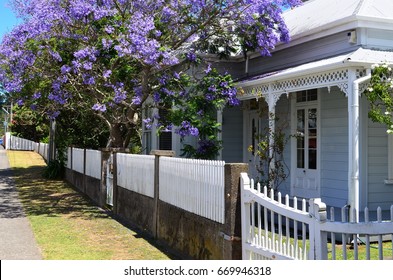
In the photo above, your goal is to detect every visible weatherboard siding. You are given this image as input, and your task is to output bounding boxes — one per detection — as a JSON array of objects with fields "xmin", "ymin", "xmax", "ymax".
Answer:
[
  {"xmin": 221, "ymin": 106, "xmax": 243, "ymax": 163},
  {"xmin": 246, "ymin": 32, "xmax": 356, "ymax": 78},
  {"xmin": 364, "ymin": 28, "xmax": 393, "ymax": 50},
  {"xmin": 367, "ymin": 118, "xmax": 393, "ymax": 210},
  {"xmin": 320, "ymin": 87, "xmax": 349, "ymax": 207}
]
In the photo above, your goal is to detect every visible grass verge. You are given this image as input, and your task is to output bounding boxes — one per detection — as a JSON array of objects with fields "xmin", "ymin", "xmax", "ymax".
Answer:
[{"xmin": 7, "ymin": 150, "xmax": 172, "ymax": 260}]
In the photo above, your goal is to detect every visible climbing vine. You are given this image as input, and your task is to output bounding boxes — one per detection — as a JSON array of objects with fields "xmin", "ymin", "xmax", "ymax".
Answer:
[
  {"xmin": 365, "ymin": 63, "xmax": 393, "ymax": 132},
  {"xmin": 248, "ymin": 112, "xmax": 291, "ymax": 190}
]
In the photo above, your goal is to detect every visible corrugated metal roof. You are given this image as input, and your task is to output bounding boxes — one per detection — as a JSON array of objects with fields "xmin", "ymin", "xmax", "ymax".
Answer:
[
  {"xmin": 284, "ymin": 0, "xmax": 393, "ymax": 38},
  {"xmin": 239, "ymin": 48, "xmax": 393, "ymax": 86}
]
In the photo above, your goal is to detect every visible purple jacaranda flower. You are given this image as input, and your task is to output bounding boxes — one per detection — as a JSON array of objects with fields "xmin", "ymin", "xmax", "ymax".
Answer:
[
  {"xmin": 103, "ymin": 69, "xmax": 112, "ymax": 78},
  {"xmin": 83, "ymin": 61, "xmax": 93, "ymax": 70},
  {"xmin": 83, "ymin": 75, "xmax": 95, "ymax": 85},
  {"xmin": 205, "ymin": 64, "xmax": 212, "ymax": 74},
  {"xmin": 32, "ymin": 92, "xmax": 41, "ymax": 99},
  {"xmin": 49, "ymin": 50, "xmax": 62, "ymax": 62},
  {"xmin": 105, "ymin": 25, "xmax": 115, "ymax": 34},
  {"xmin": 159, "ymin": 75, "xmax": 167, "ymax": 85},
  {"xmin": 102, "ymin": 38, "xmax": 113, "ymax": 50},
  {"xmin": 143, "ymin": 118, "xmax": 152, "ymax": 130},
  {"xmin": 153, "ymin": 92, "xmax": 161, "ymax": 103},
  {"xmin": 155, "ymin": 30, "xmax": 162, "ymax": 38},
  {"xmin": 205, "ymin": 94, "xmax": 215, "ymax": 101},
  {"xmin": 131, "ymin": 86, "xmax": 143, "ymax": 105},
  {"xmin": 48, "ymin": 110, "xmax": 60, "ymax": 120},
  {"xmin": 60, "ymin": 65, "xmax": 72, "ymax": 74},
  {"xmin": 189, "ymin": 127, "xmax": 199, "ymax": 136},
  {"xmin": 92, "ymin": 103, "xmax": 107, "ymax": 112},
  {"xmin": 161, "ymin": 87, "xmax": 174, "ymax": 96},
  {"xmin": 186, "ymin": 52, "xmax": 197, "ymax": 62},
  {"xmin": 208, "ymin": 85, "xmax": 217, "ymax": 92},
  {"xmin": 175, "ymin": 121, "xmax": 199, "ymax": 137},
  {"xmin": 132, "ymin": 96, "xmax": 142, "ymax": 105},
  {"xmin": 219, "ymin": 81, "xmax": 229, "ymax": 88}
]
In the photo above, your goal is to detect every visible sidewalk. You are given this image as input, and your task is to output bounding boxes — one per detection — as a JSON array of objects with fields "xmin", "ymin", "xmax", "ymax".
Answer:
[{"xmin": 0, "ymin": 146, "xmax": 42, "ymax": 260}]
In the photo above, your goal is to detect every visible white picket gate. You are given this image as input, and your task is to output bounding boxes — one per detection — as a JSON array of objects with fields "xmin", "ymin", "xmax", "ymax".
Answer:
[{"xmin": 241, "ymin": 173, "xmax": 393, "ymax": 260}]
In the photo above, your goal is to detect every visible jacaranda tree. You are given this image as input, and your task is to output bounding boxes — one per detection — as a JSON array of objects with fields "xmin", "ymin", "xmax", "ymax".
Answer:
[{"xmin": 0, "ymin": 0, "xmax": 301, "ymax": 157}]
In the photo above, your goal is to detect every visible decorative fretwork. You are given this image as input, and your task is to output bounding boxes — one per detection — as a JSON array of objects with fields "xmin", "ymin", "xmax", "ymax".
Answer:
[
  {"xmin": 356, "ymin": 68, "xmax": 370, "ymax": 95},
  {"xmin": 356, "ymin": 68, "xmax": 367, "ymax": 79},
  {"xmin": 269, "ymin": 92, "xmax": 284, "ymax": 108},
  {"xmin": 240, "ymin": 84, "xmax": 269, "ymax": 100},
  {"xmin": 240, "ymin": 69, "xmax": 349, "ymax": 98},
  {"xmin": 337, "ymin": 82, "xmax": 349, "ymax": 96},
  {"xmin": 358, "ymin": 81, "xmax": 370, "ymax": 95}
]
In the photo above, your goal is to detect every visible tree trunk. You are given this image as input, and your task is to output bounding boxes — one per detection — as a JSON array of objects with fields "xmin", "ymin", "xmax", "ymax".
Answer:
[{"xmin": 108, "ymin": 123, "xmax": 125, "ymax": 148}]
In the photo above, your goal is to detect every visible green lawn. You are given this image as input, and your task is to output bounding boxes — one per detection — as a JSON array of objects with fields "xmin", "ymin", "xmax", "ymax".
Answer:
[{"xmin": 7, "ymin": 150, "xmax": 172, "ymax": 260}]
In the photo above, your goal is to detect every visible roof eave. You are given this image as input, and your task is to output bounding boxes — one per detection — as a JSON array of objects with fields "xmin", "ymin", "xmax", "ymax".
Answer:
[{"xmin": 237, "ymin": 59, "xmax": 376, "ymax": 89}]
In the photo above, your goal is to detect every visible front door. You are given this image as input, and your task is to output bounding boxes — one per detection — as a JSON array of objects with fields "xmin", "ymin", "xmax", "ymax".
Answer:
[{"xmin": 292, "ymin": 90, "xmax": 320, "ymax": 198}]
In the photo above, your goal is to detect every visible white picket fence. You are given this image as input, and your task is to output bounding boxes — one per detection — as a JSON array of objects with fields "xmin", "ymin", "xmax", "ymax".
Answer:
[
  {"xmin": 9, "ymin": 135, "xmax": 37, "ymax": 151},
  {"xmin": 38, "ymin": 143, "xmax": 49, "ymax": 161},
  {"xmin": 116, "ymin": 153, "xmax": 155, "ymax": 198},
  {"xmin": 85, "ymin": 149, "xmax": 102, "ymax": 180},
  {"xmin": 72, "ymin": 148, "xmax": 85, "ymax": 174},
  {"xmin": 67, "ymin": 147, "xmax": 72, "ymax": 169},
  {"xmin": 8, "ymin": 135, "xmax": 49, "ymax": 161},
  {"xmin": 159, "ymin": 157, "xmax": 225, "ymax": 224},
  {"xmin": 8, "ymin": 135, "xmax": 227, "ymax": 224},
  {"xmin": 241, "ymin": 173, "xmax": 393, "ymax": 260}
]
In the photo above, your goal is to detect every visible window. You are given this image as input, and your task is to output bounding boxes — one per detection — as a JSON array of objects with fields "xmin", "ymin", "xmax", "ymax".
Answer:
[
  {"xmin": 296, "ymin": 89, "xmax": 318, "ymax": 103},
  {"xmin": 143, "ymin": 107, "xmax": 153, "ymax": 154},
  {"xmin": 296, "ymin": 108, "xmax": 318, "ymax": 170},
  {"xmin": 158, "ymin": 108, "xmax": 172, "ymax": 151}
]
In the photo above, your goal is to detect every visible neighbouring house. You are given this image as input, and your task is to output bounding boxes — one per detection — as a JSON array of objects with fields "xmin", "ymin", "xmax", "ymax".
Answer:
[{"xmin": 143, "ymin": 0, "xmax": 393, "ymax": 220}]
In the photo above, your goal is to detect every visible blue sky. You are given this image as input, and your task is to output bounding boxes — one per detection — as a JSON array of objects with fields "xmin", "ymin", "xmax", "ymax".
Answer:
[{"xmin": 0, "ymin": 0, "xmax": 20, "ymax": 42}]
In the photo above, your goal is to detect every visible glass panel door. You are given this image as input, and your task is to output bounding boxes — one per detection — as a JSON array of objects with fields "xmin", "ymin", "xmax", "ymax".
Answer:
[{"xmin": 294, "ymin": 105, "xmax": 319, "ymax": 198}]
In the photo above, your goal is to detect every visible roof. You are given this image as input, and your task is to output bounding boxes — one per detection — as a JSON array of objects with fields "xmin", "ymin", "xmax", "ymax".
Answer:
[
  {"xmin": 284, "ymin": 0, "xmax": 393, "ymax": 40},
  {"xmin": 239, "ymin": 48, "xmax": 393, "ymax": 87}
]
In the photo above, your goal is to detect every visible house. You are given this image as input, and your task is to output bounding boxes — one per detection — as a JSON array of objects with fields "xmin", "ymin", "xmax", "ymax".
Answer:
[{"xmin": 143, "ymin": 0, "xmax": 393, "ymax": 220}]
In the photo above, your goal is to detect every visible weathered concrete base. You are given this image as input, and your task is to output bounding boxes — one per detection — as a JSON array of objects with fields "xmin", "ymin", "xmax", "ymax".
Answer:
[
  {"xmin": 158, "ymin": 201, "xmax": 224, "ymax": 259},
  {"xmin": 116, "ymin": 187, "xmax": 154, "ymax": 234},
  {"xmin": 85, "ymin": 176, "xmax": 101, "ymax": 204}
]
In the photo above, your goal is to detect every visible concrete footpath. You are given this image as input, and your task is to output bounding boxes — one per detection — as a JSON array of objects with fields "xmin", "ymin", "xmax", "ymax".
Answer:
[{"xmin": 0, "ymin": 147, "xmax": 42, "ymax": 260}]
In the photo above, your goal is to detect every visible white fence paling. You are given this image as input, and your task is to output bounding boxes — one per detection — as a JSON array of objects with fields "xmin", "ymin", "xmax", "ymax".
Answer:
[
  {"xmin": 116, "ymin": 153, "xmax": 155, "ymax": 198},
  {"xmin": 38, "ymin": 143, "xmax": 49, "ymax": 161},
  {"xmin": 85, "ymin": 149, "xmax": 102, "ymax": 180},
  {"xmin": 9, "ymin": 136, "xmax": 36, "ymax": 151},
  {"xmin": 72, "ymin": 148, "xmax": 84, "ymax": 174},
  {"xmin": 240, "ymin": 172, "xmax": 393, "ymax": 260},
  {"xmin": 67, "ymin": 147, "xmax": 72, "ymax": 169},
  {"xmin": 159, "ymin": 157, "xmax": 225, "ymax": 224}
]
